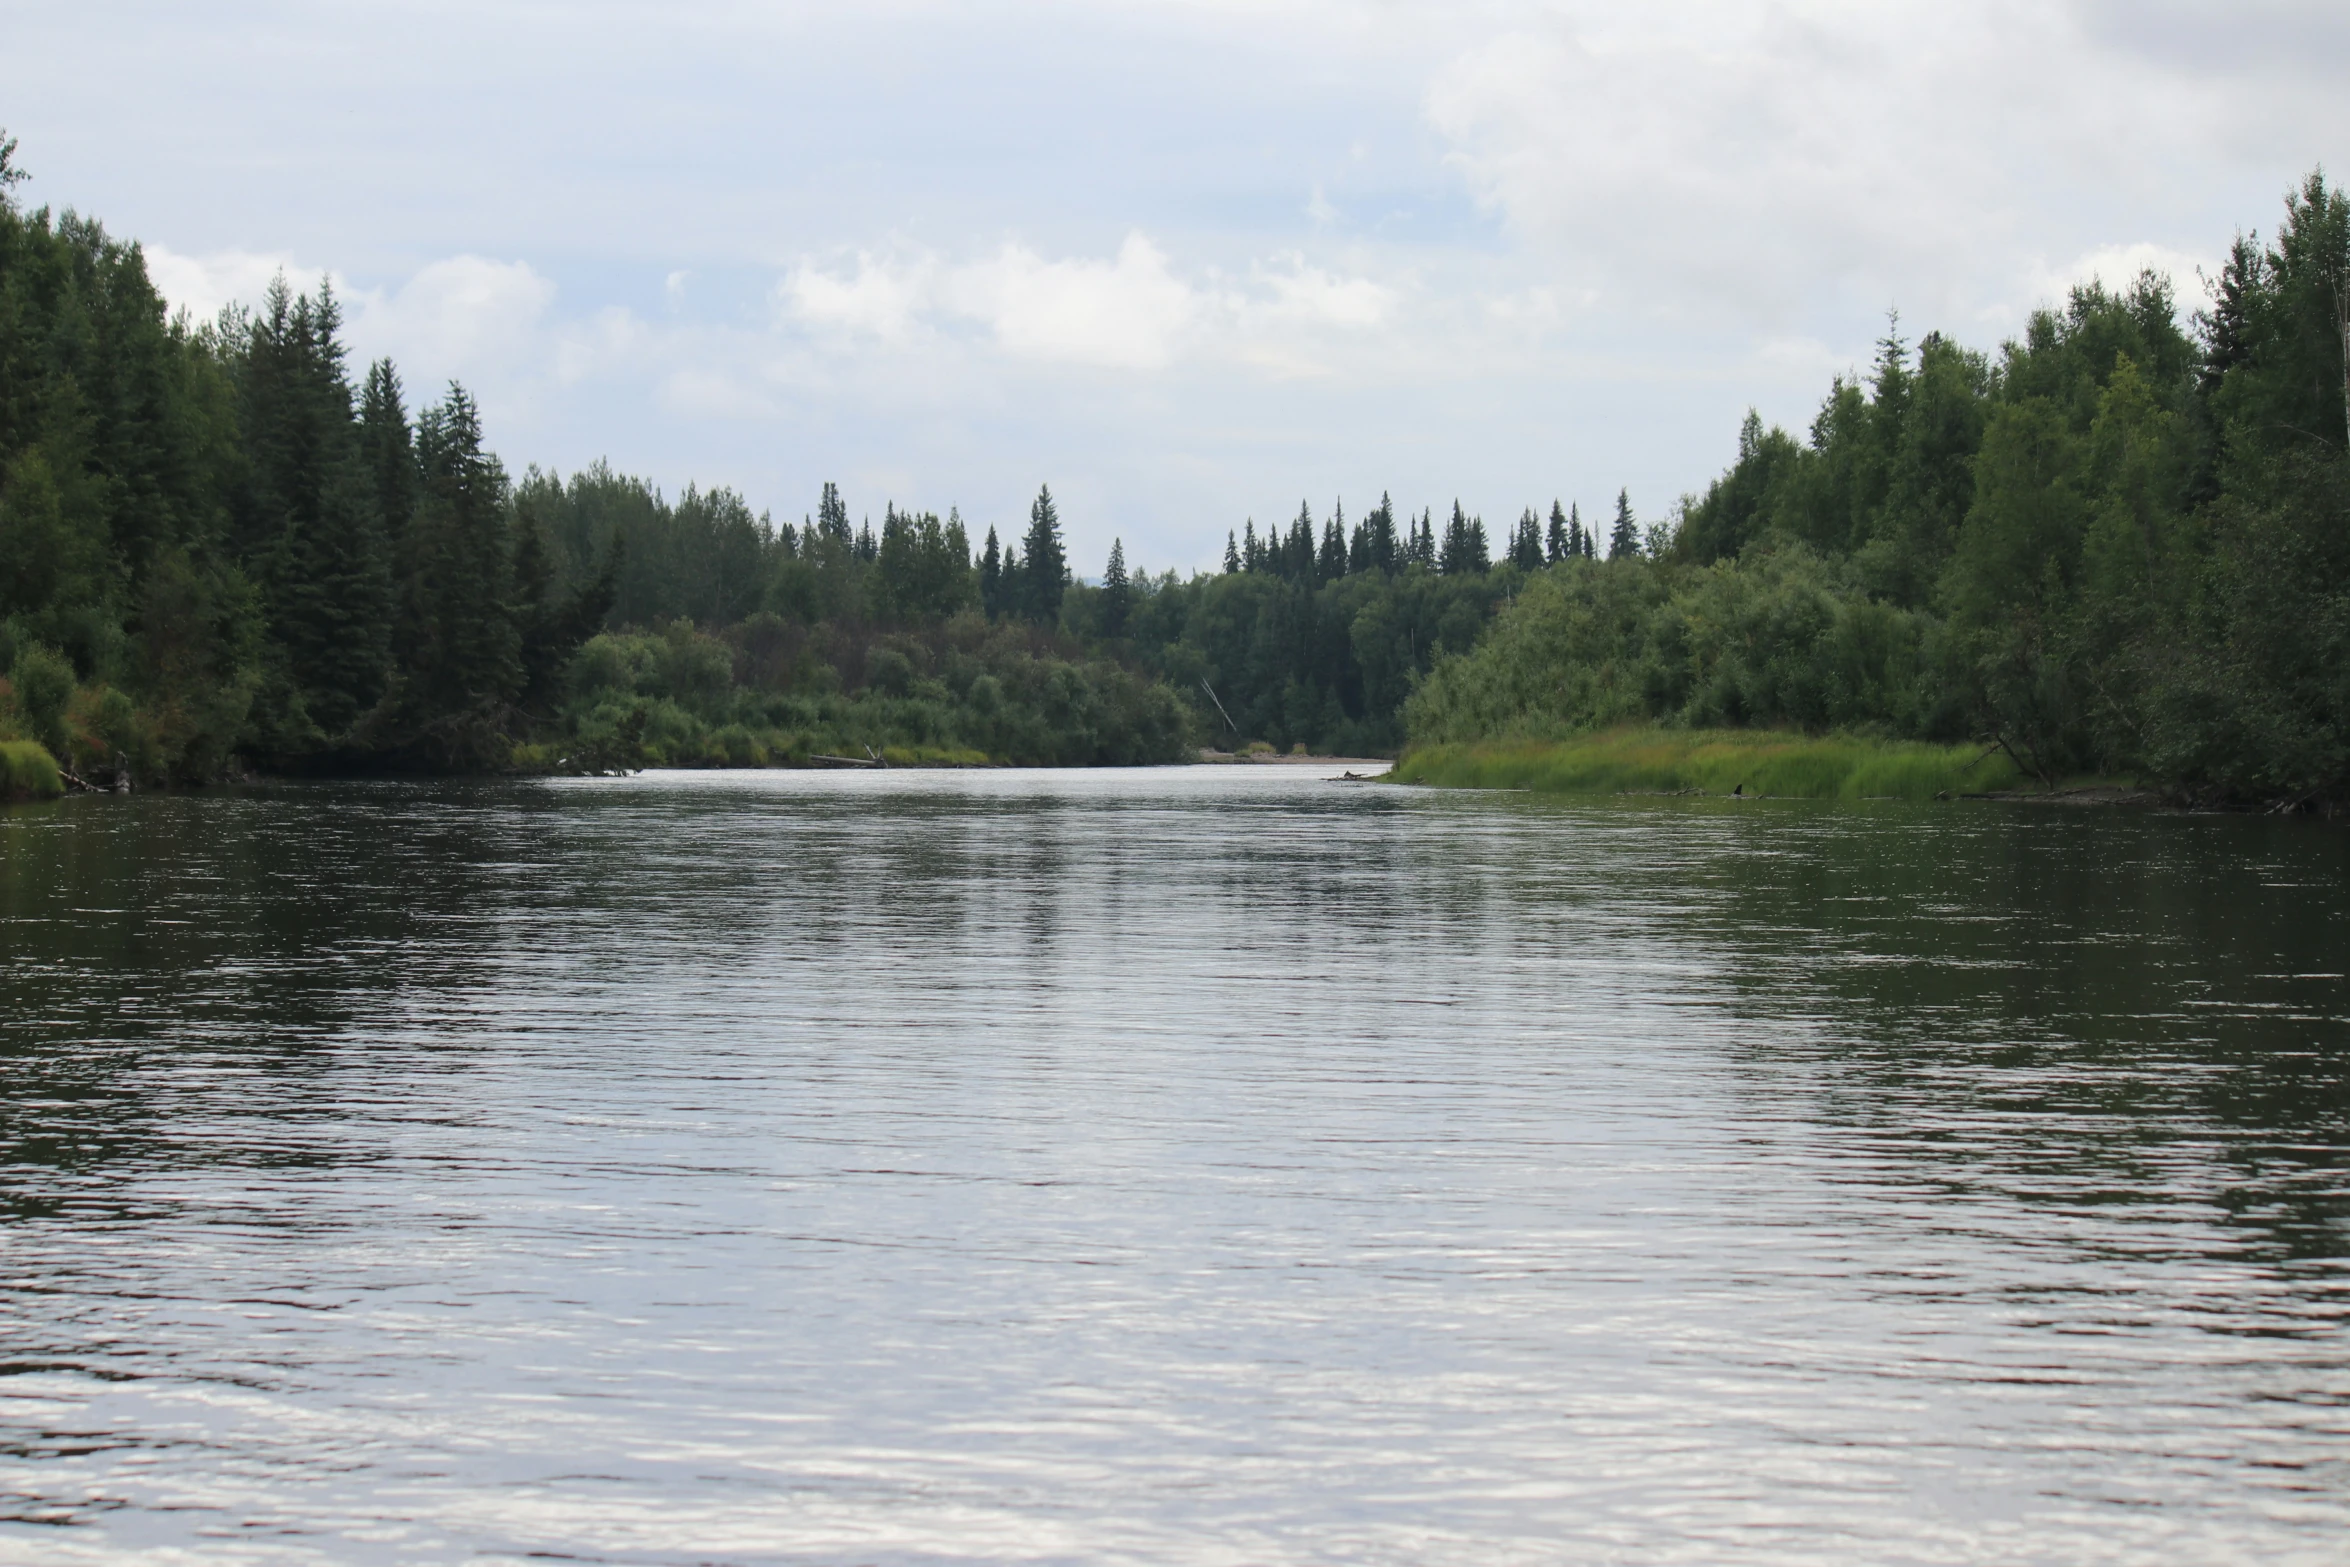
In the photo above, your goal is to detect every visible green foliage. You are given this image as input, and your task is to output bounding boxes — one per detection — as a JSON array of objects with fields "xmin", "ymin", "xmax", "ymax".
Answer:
[
  {"xmin": 556, "ymin": 614, "xmax": 1194, "ymax": 769},
  {"xmin": 1394, "ymin": 729, "xmax": 2023, "ymax": 799},
  {"xmin": 0, "ymin": 739, "xmax": 63, "ymax": 801},
  {"xmin": 7, "ymin": 641, "xmax": 73, "ymax": 757},
  {"xmin": 1408, "ymin": 171, "xmax": 2350, "ymax": 808}
]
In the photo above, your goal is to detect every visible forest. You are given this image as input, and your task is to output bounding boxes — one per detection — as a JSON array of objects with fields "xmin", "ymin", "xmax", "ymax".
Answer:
[
  {"xmin": 2, "ymin": 130, "xmax": 2346, "ymax": 805},
  {"xmin": 0, "ymin": 131, "xmax": 1536, "ymax": 783},
  {"xmin": 1409, "ymin": 173, "xmax": 2350, "ymax": 806}
]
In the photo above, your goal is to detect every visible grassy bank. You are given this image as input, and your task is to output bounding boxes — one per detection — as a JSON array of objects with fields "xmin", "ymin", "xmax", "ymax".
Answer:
[
  {"xmin": 0, "ymin": 741, "xmax": 64, "ymax": 803},
  {"xmin": 1393, "ymin": 729, "xmax": 2030, "ymax": 800}
]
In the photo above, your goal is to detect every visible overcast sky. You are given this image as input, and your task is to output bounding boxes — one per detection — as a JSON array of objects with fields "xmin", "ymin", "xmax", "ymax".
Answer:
[{"xmin": 7, "ymin": 1, "xmax": 2345, "ymax": 570}]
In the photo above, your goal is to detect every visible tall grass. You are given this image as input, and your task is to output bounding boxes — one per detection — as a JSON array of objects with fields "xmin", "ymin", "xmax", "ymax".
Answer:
[
  {"xmin": 0, "ymin": 740, "xmax": 64, "ymax": 802},
  {"xmin": 1393, "ymin": 728, "xmax": 2027, "ymax": 800}
]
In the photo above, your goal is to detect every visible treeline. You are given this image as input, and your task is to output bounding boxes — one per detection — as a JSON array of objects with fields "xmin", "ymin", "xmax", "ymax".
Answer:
[
  {"xmin": 1410, "ymin": 171, "xmax": 2350, "ymax": 806},
  {"xmin": 517, "ymin": 463, "xmax": 1590, "ymax": 760},
  {"xmin": 0, "ymin": 132, "xmax": 619, "ymax": 779},
  {"xmin": 0, "ymin": 137, "xmax": 1208, "ymax": 776}
]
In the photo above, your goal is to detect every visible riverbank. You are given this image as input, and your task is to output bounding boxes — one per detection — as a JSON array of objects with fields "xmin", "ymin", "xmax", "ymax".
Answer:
[{"xmin": 1392, "ymin": 729, "xmax": 2044, "ymax": 800}]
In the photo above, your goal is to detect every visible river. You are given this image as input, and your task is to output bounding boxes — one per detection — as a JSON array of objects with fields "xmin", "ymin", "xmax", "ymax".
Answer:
[{"xmin": 0, "ymin": 766, "xmax": 2344, "ymax": 1563}]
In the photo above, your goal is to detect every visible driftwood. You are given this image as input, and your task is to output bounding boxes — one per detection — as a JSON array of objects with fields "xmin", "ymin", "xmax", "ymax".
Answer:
[
  {"xmin": 57, "ymin": 752, "xmax": 135, "ymax": 794},
  {"xmin": 808, "ymin": 754, "xmax": 885, "ymax": 769}
]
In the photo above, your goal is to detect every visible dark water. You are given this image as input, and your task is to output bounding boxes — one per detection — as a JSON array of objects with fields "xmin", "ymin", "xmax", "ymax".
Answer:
[{"xmin": 0, "ymin": 767, "xmax": 2345, "ymax": 1565}]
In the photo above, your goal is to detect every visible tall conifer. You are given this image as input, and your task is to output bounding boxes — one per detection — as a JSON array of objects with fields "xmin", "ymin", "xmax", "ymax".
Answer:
[
  {"xmin": 1608, "ymin": 489, "xmax": 1639, "ymax": 558},
  {"xmin": 1319, "ymin": 500, "xmax": 1348, "ymax": 581},
  {"xmin": 1101, "ymin": 538, "xmax": 1133, "ymax": 637},
  {"xmin": 1019, "ymin": 484, "xmax": 1066, "ymax": 622}
]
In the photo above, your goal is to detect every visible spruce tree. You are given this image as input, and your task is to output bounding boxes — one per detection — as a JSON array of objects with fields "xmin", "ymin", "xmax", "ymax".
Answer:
[
  {"xmin": 817, "ymin": 481, "xmax": 851, "ymax": 545},
  {"xmin": 1101, "ymin": 538, "xmax": 1133, "ymax": 637},
  {"xmin": 513, "ymin": 489, "xmax": 617, "ymax": 719},
  {"xmin": 386, "ymin": 382, "xmax": 520, "ymax": 766},
  {"xmin": 1368, "ymin": 493, "xmax": 1399, "ymax": 573},
  {"xmin": 359, "ymin": 360, "xmax": 418, "ymax": 548},
  {"xmin": 1019, "ymin": 483, "xmax": 1066, "ymax": 622},
  {"xmin": 1224, "ymin": 529, "xmax": 1241, "ymax": 573},
  {"xmin": 1440, "ymin": 500, "xmax": 1491, "ymax": 574},
  {"xmin": 1286, "ymin": 501, "xmax": 1315, "ymax": 582},
  {"xmin": 1319, "ymin": 501, "xmax": 1347, "ymax": 581},
  {"xmin": 1511, "ymin": 506, "xmax": 1543, "ymax": 570},
  {"xmin": 1546, "ymin": 500, "xmax": 1569, "ymax": 563},
  {"xmin": 980, "ymin": 525, "xmax": 1004, "ymax": 617},
  {"xmin": 237, "ymin": 278, "xmax": 393, "ymax": 747},
  {"xmin": 1608, "ymin": 489, "xmax": 1639, "ymax": 558}
]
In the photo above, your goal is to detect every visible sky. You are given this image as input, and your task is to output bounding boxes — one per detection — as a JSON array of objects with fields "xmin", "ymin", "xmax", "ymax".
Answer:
[{"xmin": 6, "ymin": 1, "xmax": 2346, "ymax": 572}]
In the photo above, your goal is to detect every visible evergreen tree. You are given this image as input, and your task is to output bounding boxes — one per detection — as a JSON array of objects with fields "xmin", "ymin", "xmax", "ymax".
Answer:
[
  {"xmin": 1319, "ymin": 500, "xmax": 1348, "ymax": 581},
  {"xmin": 1367, "ymin": 493, "xmax": 1399, "ymax": 573},
  {"xmin": 1101, "ymin": 538, "xmax": 1133, "ymax": 637},
  {"xmin": 1285, "ymin": 501, "xmax": 1315, "ymax": 582},
  {"xmin": 513, "ymin": 487, "xmax": 617, "ymax": 720},
  {"xmin": 1224, "ymin": 529, "xmax": 1241, "ymax": 573},
  {"xmin": 1511, "ymin": 506, "xmax": 1544, "ymax": 571},
  {"xmin": 1407, "ymin": 508, "xmax": 1436, "ymax": 569},
  {"xmin": 1608, "ymin": 489, "xmax": 1639, "ymax": 558},
  {"xmin": 980, "ymin": 525, "xmax": 1005, "ymax": 617},
  {"xmin": 381, "ymin": 382, "xmax": 520, "ymax": 766},
  {"xmin": 235, "ymin": 278, "xmax": 393, "ymax": 747},
  {"xmin": 1439, "ymin": 500, "xmax": 1490, "ymax": 575},
  {"xmin": 358, "ymin": 360, "xmax": 418, "ymax": 548},
  {"xmin": 817, "ymin": 481, "xmax": 851, "ymax": 545},
  {"xmin": 1018, "ymin": 483, "xmax": 1066, "ymax": 622},
  {"xmin": 1580, "ymin": 505, "xmax": 1596, "ymax": 558},
  {"xmin": 1545, "ymin": 501, "xmax": 1569, "ymax": 564}
]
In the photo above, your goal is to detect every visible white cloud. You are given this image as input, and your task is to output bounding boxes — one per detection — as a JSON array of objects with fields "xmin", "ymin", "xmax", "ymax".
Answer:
[
  {"xmin": 785, "ymin": 253, "xmax": 936, "ymax": 342},
  {"xmin": 958, "ymin": 234, "xmax": 1199, "ymax": 370},
  {"xmin": 142, "ymin": 245, "xmax": 329, "ymax": 324},
  {"xmin": 2039, "ymin": 242, "xmax": 2217, "ymax": 312},
  {"xmin": 781, "ymin": 235, "xmax": 1399, "ymax": 374},
  {"xmin": 553, "ymin": 305, "xmax": 654, "ymax": 386},
  {"xmin": 1420, "ymin": 2, "xmax": 2253, "ymax": 330},
  {"xmin": 52, "ymin": 0, "xmax": 2350, "ymax": 569},
  {"xmin": 358, "ymin": 255, "xmax": 555, "ymax": 378},
  {"xmin": 1254, "ymin": 254, "xmax": 1395, "ymax": 330}
]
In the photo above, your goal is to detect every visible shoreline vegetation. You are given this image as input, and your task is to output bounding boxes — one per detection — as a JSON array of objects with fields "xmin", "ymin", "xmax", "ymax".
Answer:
[
  {"xmin": 1393, "ymin": 730, "xmax": 2036, "ymax": 801},
  {"xmin": 2, "ymin": 130, "xmax": 2345, "ymax": 813},
  {"xmin": 1395, "ymin": 173, "xmax": 2350, "ymax": 816}
]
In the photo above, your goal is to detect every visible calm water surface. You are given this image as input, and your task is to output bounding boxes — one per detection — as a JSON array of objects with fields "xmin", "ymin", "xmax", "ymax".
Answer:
[{"xmin": 0, "ymin": 766, "xmax": 2345, "ymax": 1564}]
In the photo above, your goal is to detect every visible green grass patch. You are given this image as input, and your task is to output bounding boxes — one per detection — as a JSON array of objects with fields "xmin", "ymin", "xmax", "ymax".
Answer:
[
  {"xmin": 0, "ymin": 740, "xmax": 64, "ymax": 803},
  {"xmin": 1392, "ymin": 728, "xmax": 2028, "ymax": 800}
]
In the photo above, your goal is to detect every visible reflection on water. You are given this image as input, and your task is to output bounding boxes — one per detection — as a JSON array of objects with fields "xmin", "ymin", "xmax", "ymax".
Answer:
[{"xmin": 0, "ymin": 769, "xmax": 2344, "ymax": 1564}]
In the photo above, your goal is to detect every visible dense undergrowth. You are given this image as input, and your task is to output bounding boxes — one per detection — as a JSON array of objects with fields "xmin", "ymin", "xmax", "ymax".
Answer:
[
  {"xmin": 1394, "ymin": 730, "xmax": 2026, "ymax": 800},
  {"xmin": 541, "ymin": 614, "xmax": 1191, "ymax": 770}
]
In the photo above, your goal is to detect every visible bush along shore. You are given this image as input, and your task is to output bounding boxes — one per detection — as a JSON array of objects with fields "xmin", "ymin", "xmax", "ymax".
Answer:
[
  {"xmin": 0, "ymin": 738, "xmax": 62, "ymax": 803},
  {"xmin": 1393, "ymin": 730, "xmax": 2033, "ymax": 801},
  {"xmin": 1400, "ymin": 173, "xmax": 2350, "ymax": 814}
]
